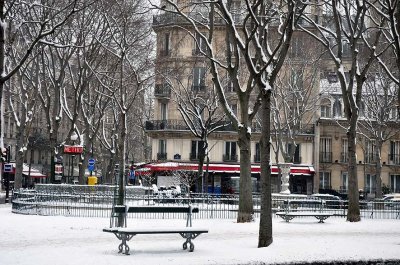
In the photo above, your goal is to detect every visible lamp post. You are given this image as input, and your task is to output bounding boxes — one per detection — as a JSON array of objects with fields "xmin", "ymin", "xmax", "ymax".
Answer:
[{"xmin": 70, "ymin": 132, "xmax": 78, "ymax": 183}]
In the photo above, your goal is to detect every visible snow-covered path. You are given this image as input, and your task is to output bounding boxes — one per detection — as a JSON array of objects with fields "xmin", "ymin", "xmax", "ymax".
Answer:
[{"xmin": 0, "ymin": 204, "xmax": 399, "ymax": 265}]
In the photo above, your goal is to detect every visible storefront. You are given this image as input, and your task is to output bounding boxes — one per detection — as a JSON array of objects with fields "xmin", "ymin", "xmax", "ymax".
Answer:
[{"xmin": 139, "ymin": 162, "xmax": 315, "ymax": 195}]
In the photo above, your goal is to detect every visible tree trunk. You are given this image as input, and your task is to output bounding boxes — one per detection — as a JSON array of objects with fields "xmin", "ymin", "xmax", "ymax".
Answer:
[
  {"xmin": 13, "ymin": 119, "xmax": 27, "ymax": 189},
  {"xmin": 258, "ymin": 89, "xmax": 272, "ymax": 247},
  {"xmin": 117, "ymin": 110, "xmax": 127, "ymax": 227},
  {"xmin": 237, "ymin": 126, "xmax": 254, "ymax": 223},
  {"xmin": 346, "ymin": 123, "xmax": 360, "ymax": 222},
  {"xmin": 375, "ymin": 141, "xmax": 383, "ymax": 198}
]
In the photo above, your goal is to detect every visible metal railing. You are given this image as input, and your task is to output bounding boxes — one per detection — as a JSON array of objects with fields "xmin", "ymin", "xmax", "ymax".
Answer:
[{"xmin": 11, "ymin": 184, "xmax": 400, "ymax": 220}]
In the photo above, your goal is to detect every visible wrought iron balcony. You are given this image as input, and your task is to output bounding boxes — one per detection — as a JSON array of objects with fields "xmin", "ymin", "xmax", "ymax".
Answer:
[
  {"xmin": 153, "ymin": 13, "xmax": 243, "ymax": 28},
  {"xmin": 223, "ymin": 154, "xmax": 238, "ymax": 162},
  {"xmin": 319, "ymin": 152, "xmax": 332, "ymax": 163},
  {"xmin": 157, "ymin": 152, "xmax": 167, "ymax": 160},
  {"xmin": 154, "ymin": 84, "xmax": 172, "ymax": 98}
]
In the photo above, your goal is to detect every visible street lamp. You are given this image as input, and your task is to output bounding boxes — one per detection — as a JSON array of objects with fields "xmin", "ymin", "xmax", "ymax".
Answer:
[{"xmin": 70, "ymin": 132, "xmax": 78, "ymax": 183}]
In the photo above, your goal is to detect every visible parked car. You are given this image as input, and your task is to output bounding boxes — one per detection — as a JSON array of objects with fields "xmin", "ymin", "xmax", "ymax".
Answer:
[
  {"xmin": 383, "ymin": 194, "xmax": 400, "ymax": 208},
  {"xmin": 311, "ymin": 194, "xmax": 344, "ymax": 209}
]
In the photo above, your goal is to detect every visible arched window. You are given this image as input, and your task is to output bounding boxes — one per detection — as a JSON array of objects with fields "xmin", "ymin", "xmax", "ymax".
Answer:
[{"xmin": 320, "ymin": 98, "xmax": 331, "ymax": 118}]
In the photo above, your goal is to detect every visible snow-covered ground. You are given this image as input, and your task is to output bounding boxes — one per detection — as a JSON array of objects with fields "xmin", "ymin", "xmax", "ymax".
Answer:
[{"xmin": 0, "ymin": 203, "xmax": 399, "ymax": 265}]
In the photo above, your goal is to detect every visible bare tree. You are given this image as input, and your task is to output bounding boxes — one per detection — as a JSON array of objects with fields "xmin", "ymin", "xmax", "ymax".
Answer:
[
  {"xmin": 358, "ymin": 69, "xmax": 398, "ymax": 198},
  {"xmin": 300, "ymin": 0, "xmax": 386, "ymax": 222},
  {"xmin": 0, "ymin": 0, "xmax": 85, "ymax": 160},
  {"xmin": 151, "ymin": 0, "xmax": 299, "ymax": 247},
  {"xmin": 270, "ymin": 49, "xmax": 321, "ymax": 171},
  {"xmin": 92, "ymin": 0, "xmax": 154, "ymax": 226}
]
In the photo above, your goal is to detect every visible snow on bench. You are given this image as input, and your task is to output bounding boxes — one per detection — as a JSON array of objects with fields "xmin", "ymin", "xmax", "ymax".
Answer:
[{"xmin": 276, "ymin": 211, "xmax": 334, "ymax": 223}]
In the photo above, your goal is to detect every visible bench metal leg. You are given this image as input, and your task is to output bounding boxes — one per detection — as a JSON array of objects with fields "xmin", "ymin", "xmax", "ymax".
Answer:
[
  {"xmin": 113, "ymin": 233, "xmax": 135, "ymax": 255},
  {"xmin": 180, "ymin": 232, "xmax": 202, "ymax": 252}
]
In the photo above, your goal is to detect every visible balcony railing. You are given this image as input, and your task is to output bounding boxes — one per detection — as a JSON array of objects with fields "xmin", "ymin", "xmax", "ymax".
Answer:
[
  {"xmin": 154, "ymin": 84, "xmax": 172, "ymax": 98},
  {"xmin": 388, "ymin": 154, "xmax": 400, "ymax": 165},
  {"xmin": 223, "ymin": 154, "xmax": 238, "ymax": 162},
  {"xmin": 145, "ymin": 120, "xmax": 315, "ymax": 134},
  {"xmin": 157, "ymin": 153, "xmax": 167, "ymax": 160},
  {"xmin": 319, "ymin": 152, "xmax": 332, "ymax": 163},
  {"xmin": 153, "ymin": 13, "xmax": 244, "ymax": 28},
  {"xmin": 340, "ymin": 152, "xmax": 348, "ymax": 163}
]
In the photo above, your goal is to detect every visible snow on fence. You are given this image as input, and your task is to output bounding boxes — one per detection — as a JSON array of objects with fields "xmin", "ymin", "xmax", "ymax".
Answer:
[{"xmin": 10, "ymin": 184, "xmax": 400, "ymax": 220}]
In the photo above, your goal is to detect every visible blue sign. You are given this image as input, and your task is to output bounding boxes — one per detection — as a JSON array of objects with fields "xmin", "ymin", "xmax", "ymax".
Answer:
[
  {"xmin": 88, "ymin": 164, "xmax": 95, "ymax": 172},
  {"xmin": 3, "ymin": 164, "xmax": 12, "ymax": 172},
  {"xmin": 88, "ymin": 158, "xmax": 95, "ymax": 166}
]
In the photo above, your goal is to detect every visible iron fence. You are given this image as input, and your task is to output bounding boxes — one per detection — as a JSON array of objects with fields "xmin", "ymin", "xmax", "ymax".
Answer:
[{"xmin": 11, "ymin": 184, "xmax": 400, "ymax": 220}]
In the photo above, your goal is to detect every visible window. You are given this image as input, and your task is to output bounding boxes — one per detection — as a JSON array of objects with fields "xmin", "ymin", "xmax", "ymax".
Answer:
[
  {"xmin": 229, "ymin": 103, "xmax": 238, "ymax": 116},
  {"xmin": 359, "ymin": 101, "xmax": 366, "ymax": 118},
  {"xmin": 287, "ymin": 143, "xmax": 301, "ymax": 164},
  {"xmin": 333, "ymin": 99, "xmax": 342, "ymax": 117},
  {"xmin": 157, "ymin": 140, "xmax": 167, "ymax": 160},
  {"xmin": 192, "ymin": 67, "xmax": 206, "ymax": 91},
  {"xmin": 289, "ymin": 37, "xmax": 303, "ymax": 58},
  {"xmin": 224, "ymin": 141, "xmax": 237, "ymax": 162},
  {"xmin": 341, "ymin": 172, "xmax": 348, "ymax": 192},
  {"xmin": 390, "ymin": 175, "xmax": 400, "ymax": 193},
  {"xmin": 365, "ymin": 140, "xmax": 376, "ymax": 164},
  {"xmin": 364, "ymin": 174, "xmax": 376, "ymax": 194},
  {"xmin": 255, "ymin": 142, "xmax": 260, "ymax": 162},
  {"xmin": 160, "ymin": 32, "xmax": 170, "ymax": 56},
  {"xmin": 341, "ymin": 138, "xmax": 348, "ymax": 163},
  {"xmin": 231, "ymin": 1, "xmax": 243, "ymax": 21},
  {"xmin": 389, "ymin": 106, "xmax": 398, "ymax": 120},
  {"xmin": 291, "ymin": 69, "xmax": 303, "ymax": 90},
  {"xmin": 319, "ymin": 171, "xmax": 331, "ymax": 189},
  {"xmin": 320, "ymin": 99, "xmax": 331, "ymax": 118},
  {"xmin": 320, "ymin": 137, "xmax": 332, "ymax": 163},
  {"xmin": 389, "ymin": 141, "xmax": 400, "ymax": 165},
  {"xmin": 160, "ymin": 103, "xmax": 168, "ymax": 120},
  {"xmin": 190, "ymin": 140, "xmax": 204, "ymax": 160},
  {"xmin": 193, "ymin": 32, "xmax": 207, "ymax": 55}
]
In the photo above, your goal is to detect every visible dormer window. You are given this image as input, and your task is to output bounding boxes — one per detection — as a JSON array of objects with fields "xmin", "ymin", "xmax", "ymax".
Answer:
[{"xmin": 327, "ymin": 72, "xmax": 338, "ymax": 83}]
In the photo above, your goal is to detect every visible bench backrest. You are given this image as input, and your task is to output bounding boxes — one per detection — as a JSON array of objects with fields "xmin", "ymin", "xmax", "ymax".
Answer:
[
  {"xmin": 110, "ymin": 205, "xmax": 199, "ymax": 228},
  {"xmin": 113, "ymin": 205, "xmax": 199, "ymax": 214}
]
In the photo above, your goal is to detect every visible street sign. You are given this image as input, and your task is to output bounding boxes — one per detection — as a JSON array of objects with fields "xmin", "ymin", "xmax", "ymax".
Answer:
[
  {"xmin": 64, "ymin": 145, "xmax": 84, "ymax": 154},
  {"xmin": 88, "ymin": 164, "xmax": 95, "ymax": 172},
  {"xmin": 3, "ymin": 163, "xmax": 12, "ymax": 172},
  {"xmin": 88, "ymin": 158, "xmax": 95, "ymax": 166}
]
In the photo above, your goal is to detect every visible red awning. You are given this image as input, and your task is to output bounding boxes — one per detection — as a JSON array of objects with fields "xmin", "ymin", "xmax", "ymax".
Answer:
[{"xmin": 143, "ymin": 162, "xmax": 315, "ymax": 176}]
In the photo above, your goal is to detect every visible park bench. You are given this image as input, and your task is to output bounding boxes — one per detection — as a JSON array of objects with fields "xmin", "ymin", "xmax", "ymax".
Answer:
[
  {"xmin": 276, "ymin": 211, "xmax": 334, "ymax": 223},
  {"xmin": 275, "ymin": 199, "xmax": 334, "ymax": 223},
  {"xmin": 103, "ymin": 205, "xmax": 208, "ymax": 255}
]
